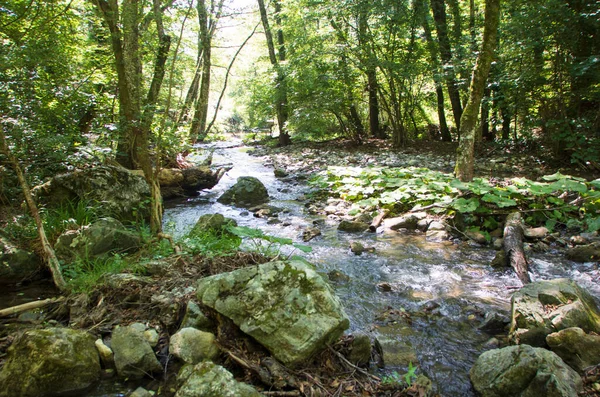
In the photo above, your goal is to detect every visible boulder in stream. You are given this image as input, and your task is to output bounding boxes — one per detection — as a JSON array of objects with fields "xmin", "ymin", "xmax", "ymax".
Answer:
[
  {"xmin": 338, "ymin": 220, "xmax": 369, "ymax": 233},
  {"xmin": 176, "ymin": 361, "xmax": 261, "ymax": 397},
  {"xmin": 217, "ymin": 176, "xmax": 269, "ymax": 208},
  {"xmin": 0, "ymin": 327, "xmax": 101, "ymax": 397},
  {"xmin": 509, "ymin": 279, "xmax": 600, "ymax": 346},
  {"xmin": 565, "ymin": 242, "xmax": 600, "ymax": 262},
  {"xmin": 189, "ymin": 213, "xmax": 237, "ymax": 236},
  {"xmin": 196, "ymin": 259, "xmax": 349, "ymax": 366},
  {"xmin": 470, "ymin": 344, "xmax": 582, "ymax": 397},
  {"xmin": 546, "ymin": 327, "xmax": 600, "ymax": 373}
]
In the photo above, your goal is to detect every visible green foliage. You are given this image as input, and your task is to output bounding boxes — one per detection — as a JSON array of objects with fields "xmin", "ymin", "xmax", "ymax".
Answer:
[
  {"xmin": 63, "ymin": 253, "xmax": 135, "ymax": 293},
  {"xmin": 310, "ymin": 166, "xmax": 600, "ymax": 230},
  {"xmin": 42, "ymin": 200, "xmax": 99, "ymax": 242},
  {"xmin": 381, "ymin": 362, "xmax": 418, "ymax": 387},
  {"xmin": 181, "ymin": 228, "xmax": 242, "ymax": 257},
  {"xmin": 226, "ymin": 225, "xmax": 312, "ymax": 258}
]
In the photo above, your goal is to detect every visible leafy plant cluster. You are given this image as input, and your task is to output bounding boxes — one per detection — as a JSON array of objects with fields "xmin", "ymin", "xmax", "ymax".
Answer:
[{"xmin": 311, "ymin": 166, "xmax": 600, "ymax": 233}]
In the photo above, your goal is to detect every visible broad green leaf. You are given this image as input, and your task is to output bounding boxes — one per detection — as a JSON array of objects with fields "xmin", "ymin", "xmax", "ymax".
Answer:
[
  {"xmin": 452, "ymin": 197, "xmax": 480, "ymax": 213},
  {"xmin": 292, "ymin": 243, "xmax": 313, "ymax": 253},
  {"xmin": 481, "ymin": 193, "xmax": 517, "ymax": 208}
]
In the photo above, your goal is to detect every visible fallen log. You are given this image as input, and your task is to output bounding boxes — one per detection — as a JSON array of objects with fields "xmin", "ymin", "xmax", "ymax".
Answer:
[
  {"xmin": 133, "ymin": 165, "xmax": 230, "ymax": 199},
  {"xmin": 368, "ymin": 209, "xmax": 389, "ymax": 232},
  {"xmin": 0, "ymin": 296, "xmax": 65, "ymax": 318},
  {"xmin": 503, "ymin": 212, "xmax": 531, "ymax": 284}
]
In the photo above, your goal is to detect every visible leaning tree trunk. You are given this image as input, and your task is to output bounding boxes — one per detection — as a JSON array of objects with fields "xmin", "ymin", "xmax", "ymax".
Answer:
[
  {"xmin": 0, "ymin": 132, "xmax": 66, "ymax": 291},
  {"xmin": 503, "ymin": 212, "xmax": 531, "ymax": 285},
  {"xmin": 455, "ymin": 0, "xmax": 501, "ymax": 182}
]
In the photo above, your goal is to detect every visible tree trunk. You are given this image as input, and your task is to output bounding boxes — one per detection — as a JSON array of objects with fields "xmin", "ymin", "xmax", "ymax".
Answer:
[
  {"xmin": 431, "ymin": 0, "xmax": 463, "ymax": 134},
  {"xmin": 422, "ymin": 8, "xmax": 451, "ymax": 141},
  {"xmin": 190, "ymin": 0, "xmax": 212, "ymax": 143},
  {"xmin": 503, "ymin": 212, "xmax": 531, "ymax": 285},
  {"xmin": 358, "ymin": 5, "xmax": 382, "ymax": 139},
  {"xmin": 0, "ymin": 132, "xmax": 67, "ymax": 291},
  {"xmin": 257, "ymin": 0, "xmax": 290, "ymax": 146},
  {"xmin": 455, "ymin": 0, "xmax": 500, "ymax": 182}
]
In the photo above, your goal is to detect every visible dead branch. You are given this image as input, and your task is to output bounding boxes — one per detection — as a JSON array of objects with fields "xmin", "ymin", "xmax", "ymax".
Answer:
[
  {"xmin": 369, "ymin": 209, "xmax": 389, "ymax": 232},
  {"xmin": 503, "ymin": 212, "xmax": 531, "ymax": 284},
  {"xmin": 0, "ymin": 297, "xmax": 65, "ymax": 318}
]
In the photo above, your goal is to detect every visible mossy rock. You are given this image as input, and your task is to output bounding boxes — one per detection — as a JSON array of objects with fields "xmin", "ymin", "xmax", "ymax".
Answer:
[
  {"xmin": 176, "ymin": 362, "xmax": 261, "ymax": 397},
  {"xmin": 470, "ymin": 344, "xmax": 582, "ymax": 397},
  {"xmin": 196, "ymin": 259, "xmax": 349, "ymax": 366},
  {"xmin": 509, "ymin": 278, "xmax": 600, "ymax": 347},
  {"xmin": 0, "ymin": 327, "xmax": 101, "ymax": 397},
  {"xmin": 217, "ymin": 176, "xmax": 269, "ymax": 208}
]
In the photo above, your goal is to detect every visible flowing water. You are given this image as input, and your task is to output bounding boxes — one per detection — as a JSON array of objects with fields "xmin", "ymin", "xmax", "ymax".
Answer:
[{"xmin": 163, "ymin": 141, "xmax": 600, "ymax": 396}]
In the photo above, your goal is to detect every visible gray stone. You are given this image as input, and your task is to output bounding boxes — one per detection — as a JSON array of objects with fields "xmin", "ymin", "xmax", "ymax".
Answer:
[
  {"xmin": 546, "ymin": 327, "xmax": 600, "ymax": 373},
  {"xmin": 478, "ymin": 311, "xmax": 510, "ymax": 335},
  {"xmin": 470, "ymin": 345, "xmax": 582, "ymax": 397},
  {"xmin": 348, "ymin": 333, "xmax": 372, "ymax": 366},
  {"xmin": 566, "ymin": 242, "xmax": 600, "ymax": 262},
  {"xmin": 350, "ymin": 241, "xmax": 365, "ymax": 255},
  {"xmin": 0, "ymin": 328, "xmax": 101, "ymax": 397},
  {"xmin": 524, "ymin": 227, "xmax": 549, "ymax": 239},
  {"xmin": 383, "ymin": 213, "xmax": 426, "ymax": 231},
  {"xmin": 190, "ymin": 213, "xmax": 237, "ymax": 236},
  {"xmin": 466, "ymin": 230, "xmax": 488, "ymax": 244},
  {"xmin": 338, "ymin": 220, "xmax": 368, "ymax": 233},
  {"xmin": 180, "ymin": 301, "xmax": 214, "ymax": 331},
  {"xmin": 490, "ymin": 250, "xmax": 508, "ymax": 268},
  {"xmin": 95, "ymin": 338, "xmax": 115, "ymax": 369},
  {"xmin": 197, "ymin": 259, "xmax": 349, "ymax": 366},
  {"xmin": 32, "ymin": 165, "xmax": 151, "ymax": 222},
  {"xmin": 509, "ymin": 279, "xmax": 600, "ymax": 347},
  {"xmin": 176, "ymin": 362, "xmax": 261, "ymax": 397},
  {"xmin": 170, "ymin": 328, "xmax": 220, "ymax": 365},
  {"xmin": 54, "ymin": 217, "xmax": 141, "ymax": 260},
  {"xmin": 144, "ymin": 329, "xmax": 160, "ymax": 347},
  {"xmin": 217, "ymin": 176, "xmax": 269, "ymax": 208},
  {"xmin": 130, "ymin": 387, "xmax": 153, "ymax": 397},
  {"xmin": 302, "ymin": 227, "xmax": 321, "ymax": 242},
  {"xmin": 112, "ymin": 324, "xmax": 162, "ymax": 379},
  {"xmin": 426, "ymin": 229, "xmax": 449, "ymax": 242},
  {"xmin": 0, "ymin": 235, "xmax": 41, "ymax": 284}
]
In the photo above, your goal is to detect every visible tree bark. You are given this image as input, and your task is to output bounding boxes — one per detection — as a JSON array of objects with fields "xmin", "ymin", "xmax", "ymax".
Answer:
[
  {"xmin": 422, "ymin": 7, "xmax": 451, "ymax": 141},
  {"xmin": 358, "ymin": 4, "xmax": 382, "ymax": 139},
  {"xmin": 430, "ymin": 0, "xmax": 463, "ymax": 134},
  {"xmin": 0, "ymin": 132, "xmax": 67, "ymax": 291},
  {"xmin": 257, "ymin": 0, "xmax": 290, "ymax": 146},
  {"xmin": 503, "ymin": 212, "xmax": 531, "ymax": 285},
  {"xmin": 455, "ymin": 0, "xmax": 500, "ymax": 181}
]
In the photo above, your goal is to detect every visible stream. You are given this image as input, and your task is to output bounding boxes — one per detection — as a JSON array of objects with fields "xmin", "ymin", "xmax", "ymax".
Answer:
[{"xmin": 162, "ymin": 142, "xmax": 600, "ymax": 396}]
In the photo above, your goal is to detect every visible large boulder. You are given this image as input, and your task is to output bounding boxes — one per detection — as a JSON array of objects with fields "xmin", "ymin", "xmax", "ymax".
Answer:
[
  {"xmin": 470, "ymin": 344, "xmax": 582, "ymax": 397},
  {"xmin": 217, "ymin": 176, "xmax": 269, "ymax": 208},
  {"xmin": 33, "ymin": 165, "xmax": 150, "ymax": 222},
  {"xmin": 176, "ymin": 362, "xmax": 261, "ymax": 397},
  {"xmin": 546, "ymin": 327, "xmax": 600, "ymax": 373},
  {"xmin": 509, "ymin": 278, "xmax": 600, "ymax": 346},
  {"xmin": 196, "ymin": 259, "xmax": 350, "ymax": 366},
  {"xmin": 0, "ymin": 327, "xmax": 101, "ymax": 397},
  {"xmin": 0, "ymin": 234, "xmax": 41, "ymax": 284},
  {"xmin": 54, "ymin": 217, "xmax": 141, "ymax": 260},
  {"xmin": 111, "ymin": 324, "xmax": 162, "ymax": 379},
  {"xmin": 189, "ymin": 213, "xmax": 237, "ymax": 236}
]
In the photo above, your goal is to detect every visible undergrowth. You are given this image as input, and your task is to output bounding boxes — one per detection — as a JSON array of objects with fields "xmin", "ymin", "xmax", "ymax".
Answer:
[{"xmin": 310, "ymin": 167, "xmax": 600, "ymax": 233}]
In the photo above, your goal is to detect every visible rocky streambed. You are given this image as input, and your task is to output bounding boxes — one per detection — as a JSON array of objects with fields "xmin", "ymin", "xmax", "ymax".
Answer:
[{"xmin": 1, "ymin": 139, "xmax": 599, "ymax": 397}]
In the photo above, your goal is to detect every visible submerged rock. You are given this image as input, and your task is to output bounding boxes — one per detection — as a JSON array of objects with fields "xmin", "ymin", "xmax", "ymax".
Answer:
[
  {"xmin": 0, "ymin": 328, "xmax": 101, "ymax": 397},
  {"xmin": 470, "ymin": 344, "xmax": 582, "ymax": 397},
  {"xmin": 112, "ymin": 324, "xmax": 162, "ymax": 379},
  {"xmin": 383, "ymin": 213, "xmax": 426, "ymax": 231},
  {"xmin": 176, "ymin": 361, "xmax": 261, "ymax": 397},
  {"xmin": 196, "ymin": 259, "xmax": 349, "ymax": 366},
  {"xmin": 189, "ymin": 213, "xmax": 237, "ymax": 235},
  {"xmin": 509, "ymin": 279, "xmax": 600, "ymax": 346},
  {"xmin": 338, "ymin": 220, "xmax": 368, "ymax": 233},
  {"xmin": 546, "ymin": 327, "xmax": 600, "ymax": 373},
  {"xmin": 217, "ymin": 176, "xmax": 269, "ymax": 208}
]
